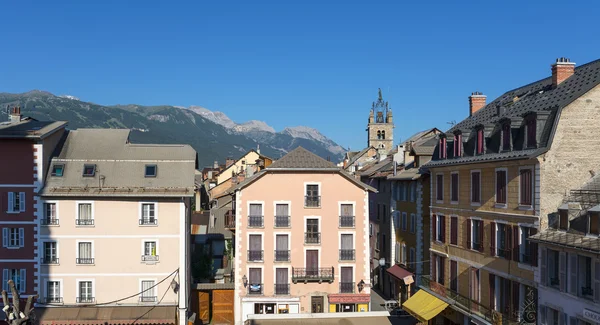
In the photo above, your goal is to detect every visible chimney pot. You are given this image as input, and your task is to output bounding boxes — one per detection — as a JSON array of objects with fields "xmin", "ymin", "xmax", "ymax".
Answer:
[
  {"xmin": 469, "ymin": 92, "xmax": 487, "ymax": 117},
  {"xmin": 9, "ymin": 106, "xmax": 22, "ymax": 123},
  {"xmin": 552, "ymin": 57, "xmax": 575, "ymax": 87}
]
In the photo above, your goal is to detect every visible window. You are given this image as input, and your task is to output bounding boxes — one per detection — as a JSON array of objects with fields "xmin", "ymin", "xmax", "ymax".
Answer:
[
  {"xmin": 2, "ymin": 269, "xmax": 26, "ymax": 293},
  {"xmin": 2, "ymin": 228, "xmax": 24, "ymax": 248},
  {"xmin": 369, "ymin": 223, "xmax": 373, "ymax": 237},
  {"xmin": 590, "ymin": 212, "xmax": 600, "ymax": 235},
  {"xmin": 43, "ymin": 203, "xmax": 58, "ymax": 225},
  {"xmin": 276, "ymin": 203, "xmax": 291, "ymax": 228},
  {"xmin": 410, "ymin": 214, "xmax": 416, "ymax": 233},
  {"xmin": 559, "ymin": 210, "xmax": 569, "ymax": 230},
  {"xmin": 547, "ymin": 249, "xmax": 560, "ymax": 288},
  {"xmin": 77, "ymin": 281, "xmax": 94, "ymax": 303},
  {"xmin": 470, "ymin": 268, "xmax": 480, "ymax": 305},
  {"xmin": 468, "ymin": 219, "xmax": 483, "ymax": 252},
  {"xmin": 450, "ymin": 216, "xmax": 458, "ymax": 245},
  {"xmin": 248, "ymin": 234, "xmax": 263, "ymax": 261},
  {"xmin": 409, "ymin": 248, "xmax": 415, "ymax": 267},
  {"xmin": 526, "ymin": 118, "xmax": 536, "ymax": 148},
  {"xmin": 340, "ymin": 234, "xmax": 354, "ymax": 261},
  {"xmin": 451, "ymin": 172, "xmax": 459, "ymax": 203},
  {"xmin": 7, "ymin": 192, "xmax": 25, "ymax": 213},
  {"xmin": 410, "ymin": 182, "xmax": 416, "ymax": 202},
  {"xmin": 496, "ymin": 223, "xmax": 510, "ymax": 259},
  {"xmin": 502, "ymin": 123, "xmax": 511, "ymax": 151},
  {"xmin": 145, "ymin": 164, "xmax": 157, "ymax": 177},
  {"xmin": 140, "ymin": 203, "xmax": 157, "ymax": 225},
  {"xmin": 46, "ymin": 281, "xmax": 61, "ymax": 303},
  {"xmin": 401, "ymin": 212, "xmax": 407, "ymax": 231},
  {"xmin": 495, "ymin": 169, "xmax": 507, "ymax": 205},
  {"xmin": 395, "ymin": 242, "xmax": 400, "ymax": 263},
  {"xmin": 375, "ymin": 232, "xmax": 379, "ymax": 251},
  {"xmin": 305, "ymin": 184, "xmax": 320, "ymax": 207},
  {"xmin": 381, "ymin": 130, "xmax": 386, "ymax": 139},
  {"xmin": 401, "ymin": 243, "xmax": 407, "ymax": 265},
  {"xmin": 432, "ymin": 254, "xmax": 445, "ymax": 285},
  {"xmin": 140, "ymin": 280, "xmax": 156, "ymax": 302},
  {"xmin": 519, "ymin": 168, "xmax": 533, "ymax": 206},
  {"xmin": 248, "ymin": 268, "xmax": 262, "ymax": 294},
  {"xmin": 43, "ymin": 242, "xmax": 58, "ymax": 264},
  {"xmin": 305, "ymin": 218, "xmax": 320, "ymax": 244},
  {"xmin": 382, "ymin": 234, "xmax": 386, "ymax": 251},
  {"xmin": 275, "ymin": 268, "xmax": 289, "ymax": 295},
  {"xmin": 450, "ymin": 260, "xmax": 458, "ymax": 291},
  {"xmin": 439, "ymin": 137, "xmax": 447, "ymax": 159},
  {"xmin": 453, "ymin": 133, "xmax": 462, "ymax": 157},
  {"xmin": 520, "ymin": 226, "xmax": 537, "ymax": 265},
  {"xmin": 77, "ymin": 242, "xmax": 94, "ymax": 264},
  {"xmin": 248, "ymin": 203, "xmax": 264, "ymax": 227},
  {"xmin": 51, "ymin": 164, "xmax": 64, "ymax": 177},
  {"xmin": 142, "ymin": 241, "xmax": 158, "ymax": 262},
  {"xmin": 492, "ymin": 275, "xmax": 511, "ymax": 313},
  {"xmin": 82, "ymin": 164, "xmax": 96, "ymax": 177},
  {"xmin": 436, "ymin": 174, "xmax": 443, "ymax": 202},
  {"xmin": 397, "ymin": 184, "xmax": 405, "ymax": 202},
  {"xmin": 476, "ymin": 128, "xmax": 484, "ymax": 154},
  {"xmin": 76, "ymin": 203, "xmax": 94, "ymax": 226},
  {"xmin": 471, "ymin": 171, "xmax": 481, "ymax": 204},
  {"xmin": 275, "ymin": 234, "xmax": 289, "ymax": 262},
  {"xmin": 434, "ymin": 215, "xmax": 445, "ymax": 243},
  {"xmin": 578, "ymin": 255, "xmax": 593, "ymax": 299}
]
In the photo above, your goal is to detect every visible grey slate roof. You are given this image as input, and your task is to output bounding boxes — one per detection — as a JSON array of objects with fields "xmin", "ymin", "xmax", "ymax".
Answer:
[
  {"xmin": 0, "ymin": 118, "xmax": 66, "ymax": 139},
  {"xmin": 346, "ymin": 146, "xmax": 376, "ymax": 167},
  {"xmin": 41, "ymin": 129, "xmax": 196, "ymax": 197},
  {"xmin": 268, "ymin": 146, "xmax": 337, "ymax": 169},
  {"xmin": 529, "ymin": 230, "xmax": 600, "ymax": 253},
  {"xmin": 359, "ymin": 156, "xmax": 393, "ymax": 177},
  {"xmin": 426, "ymin": 58, "xmax": 600, "ymax": 167}
]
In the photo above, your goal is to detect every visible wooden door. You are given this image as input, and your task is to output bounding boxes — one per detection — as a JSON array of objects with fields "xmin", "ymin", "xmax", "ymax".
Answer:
[
  {"xmin": 212, "ymin": 290, "xmax": 234, "ymax": 324},
  {"xmin": 198, "ymin": 291, "xmax": 209, "ymax": 324},
  {"xmin": 311, "ymin": 296, "xmax": 323, "ymax": 313},
  {"xmin": 306, "ymin": 250, "xmax": 318, "ymax": 276}
]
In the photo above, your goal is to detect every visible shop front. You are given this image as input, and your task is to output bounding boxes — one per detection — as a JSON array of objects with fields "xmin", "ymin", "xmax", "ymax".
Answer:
[
  {"xmin": 386, "ymin": 264, "xmax": 414, "ymax": 304},
  {"xmin": 327, "ymin": 293, "xmax": 370, "ymax": 313}
]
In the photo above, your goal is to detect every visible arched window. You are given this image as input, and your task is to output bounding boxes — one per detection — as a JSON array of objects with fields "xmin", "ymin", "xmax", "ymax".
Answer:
[
  {"xmin": 377, "ymin": 131, "xmax": 381, "ymax": 139},
  {"xmin": 382, "ymin": 131, "xmax": 386, "ymax": 139}
]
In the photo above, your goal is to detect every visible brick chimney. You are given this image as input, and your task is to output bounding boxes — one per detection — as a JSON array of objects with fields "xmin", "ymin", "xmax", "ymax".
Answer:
[
  {"xmin": 469, "ymin": 92, "xmax": 486, "ymax": 116},
  {"xmin": 10, "ymin": 106, "xmax": 22, "ymax": 123},
  {"xmin": 225, "ymin": 157, "xmax": 235, "ymax": 168},
  {"xmin": 552, "ymin": 57, "xmax": 575, "ymax": 87}
]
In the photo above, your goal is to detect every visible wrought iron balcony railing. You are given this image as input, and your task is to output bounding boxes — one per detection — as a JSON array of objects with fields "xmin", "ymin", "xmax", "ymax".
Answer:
[
  {"xmin": 275, "ymin": 284, "xmax": 290, "ymax": 295},
  {"xmin": 142, "ymin": 255, "xmax": 159, "ymax": 262},
  {"xmin": 292, "ymin": 267, "xmax": 334, "ymax": 283},
  {"xmin": 76, "ymin": 297, "xmax": 95, "ymax": 303},
  {"xmin": 339, "ymin": 249, "xmax": 355, "ymax": 261},
  {"xmin": 41, "ymin": 218, "xmax": 59, "ymax": 226},
  {"xmin": 274, "ymin": 250, "xmax": 290, "ymax": 262},
  {"xmin": 139, "ymin": 218, "xmax": 157, "ymax": 225},
  {"xmin": 42, "ymin": 257, "xmax": 59, "ymax": 264},
  {"xmin": 275, "ymin": 215, "xmax": 291, "ymax": 228},
  {"xmin": 140, "ymin": 296, "xmax": 157, "ymax": 302},
  {"xmin": 75, "ymin": 219, "xmax": 94, "ymax": 226},
  {"xmin": 339, "ymin": 282, "xmax": 354, "ymax": 293},
  {"xmin": 248, "ymin": 215, "xmax": 264, "ymax": 228},
  {"xmin": 76, "ymin": 258, "xmax": 94, "ymax": 264},
  {"xmin": 339, "ymin": 216, "xmax": 355, "ymax": 228},
  {"xmin": 304, "ymin": 196, "xmax": 321, "ymax": 208},
  {"xmin": 44, "ymin": 297, "xmax": 63, "ymax": 304},
  {"xmin": 248, "ymin": 250, "xmax": 264, "ymax": 262},
  {"xmin": 304, "ymin": 232, "xmax": 321, "ymax": 244}
]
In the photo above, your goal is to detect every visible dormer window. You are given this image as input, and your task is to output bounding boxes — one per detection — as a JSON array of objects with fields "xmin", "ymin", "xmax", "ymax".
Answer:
[
  {"xmin": 439, "ymin": 137, "xmax": 447, "ymax": 159},
  {"xmin": 453, "ymin": 133, "xmax": 462, "ymax": 158},
  {"xmin": 501, "ymin": 123, "xmax": 511, "ymax": 151},
  {"xmin": 559, "ymin": 210, "xmax": 569, "ymax": 230},
  {"xmin": 476, "ymin": 129, "xmax": 484, "ymax": 154},
  {"xmin": 51, "ymin": 164, "xmax": 64, "ymax": 177},
  {"xmin": 145, "ymin": 165, "xmax": 157, "ymax": 177},
  {"xmin": 82, "ymin": 164, "xmax": 96, "ymax": 177},
  {"xmin": 589, "ymin": 212, "xmax": 599, "ymax": 235},
  {"xmin": 526, "ymin": 118, "xmax": 537, "ymax": 148}
]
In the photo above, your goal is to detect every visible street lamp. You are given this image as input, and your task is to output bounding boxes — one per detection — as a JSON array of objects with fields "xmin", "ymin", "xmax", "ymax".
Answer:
[
  {"xmin": 242, "ymin": 275, "xmax": 248, "ymax": 287},
  {"xmin": 379, "ymin": 258, "xmax": 385, "ymax": 291},
  {"xmin": 357, "ymin": 280, "xmax": 365, "ymax": 293}
]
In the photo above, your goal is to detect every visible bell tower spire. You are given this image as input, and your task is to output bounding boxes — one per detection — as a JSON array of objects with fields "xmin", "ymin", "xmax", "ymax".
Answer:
[{"xmin": 367, "ymin": 88, "xmax": 394, "ymax": 152}]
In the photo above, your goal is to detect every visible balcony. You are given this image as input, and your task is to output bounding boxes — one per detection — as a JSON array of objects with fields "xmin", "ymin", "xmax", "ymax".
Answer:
[
  {"xmin": 140, "ymin": 296, "xmax": 157, "ymax": 302},
  {"xmin": 305, "ymin": 196, "xmax": 321, "ymax": 208},
  {"xmin": 339, "ymin": 282, "xmax": 354, "ymax": 293},
  {"xmin": 76, "ymin": 258, "xmax": 94, "ymax": 264},
  {"xmin": 497, "ymin": 247, "xmax": 511, "ymax": 259},
  {"xmin": 225, "ymin": 210, "xmax": 236, "ymax": 230},
  {"xmin": 142, "ymin": 255, "xmax": 159, "ymax": 262},
  {"xmin": 248, "ymin": 250, "xmax": 264, "ymax": 262},
  {"xmin": 248, "ymin": 283, "xmax": 263, "ymax": 295},
  {"xmin": 44, "ymin": 297, "xmax": 63, "ymax": 304},
  {"xmin": 41, "ymin": 218, "xmax": 59, "ymax": 226},
  {"xmin": 339, "ymin": 216, "xmax": 355, "ymax": 228},
  {"xmin": 76, "ymin": 297, "xmax": 95, "ymax": 303},
  {"xmin": 275, "ymin": 284, "xmax": 290, "ymax": 295},
  {"xmin": 75, "ymin": 219, "xmax": 94, "ymax": 226},
  {"xmin": 275, "ymin": 250, "xmax": 290, "ymax": 262},
  {"xmin": 275, "ymin": 215, "xmax": 291, "ymax": 228},
  {"xmin": 292, "ymin": 267, "xmax": 334, "ymax": 283},
  {"xmin": 139, "ymin": 218, "xmax": 157, "ymax": 226},
  {"xmin": 41, "ymin": 257, "xmax": 59, "ymax": 265},
  {"xmin": 420, "ymin": 275, "xmax": 518, "ymax": 323},
  {"xmin": 248, "ymin": 215, "xmax": 264, "ymax": 228},
  {"xmin": 339, "ymin": 249, "xmax": 355, "ymax": 261},
  {"xmin": 305, "ymin": 232, "xmax": 321, "ymax": 244}
]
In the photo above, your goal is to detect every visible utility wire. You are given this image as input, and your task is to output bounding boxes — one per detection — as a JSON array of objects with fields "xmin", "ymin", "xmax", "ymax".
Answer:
[
  {"xmin": 131, "ymin": 272, "xmax": 177, "ymax": 325},
  {"xmin": 36, "ymin": 268, "xmax": 179, "ymax": 308}
]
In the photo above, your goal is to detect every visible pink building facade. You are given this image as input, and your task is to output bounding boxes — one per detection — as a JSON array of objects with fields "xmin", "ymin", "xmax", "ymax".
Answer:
[{"xmin": 231, "ymin": 147, "xmax": 375, "ymax": 324}]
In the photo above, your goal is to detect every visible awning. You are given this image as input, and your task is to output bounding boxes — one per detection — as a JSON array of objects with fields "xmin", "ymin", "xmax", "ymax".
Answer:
[
  {"xmin": 327, "ymin": 294, "xmax": 371, "ymax": 304},
  {"xmin": 402, "ymin": 289, "xmax": 448, "ymax": 322},
  {"xmin": 35, "ymin": 306, "xmax": 176, "ymax": 325},
  {"xmin": 386, "ymin": 265, "xmax": 414, "ymax": 284}
]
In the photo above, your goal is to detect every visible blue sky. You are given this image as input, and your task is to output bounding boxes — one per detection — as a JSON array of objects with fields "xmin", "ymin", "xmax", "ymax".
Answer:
[{"xmin": 1, "ymin": 0, "xmax": 599, "ymax": 151}]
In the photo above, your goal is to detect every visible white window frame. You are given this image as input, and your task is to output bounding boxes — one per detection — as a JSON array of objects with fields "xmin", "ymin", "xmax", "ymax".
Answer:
[
  {"xmin": 470, "ymin": 170, "xmax": 482, "ymax": 206},
  {"xmin": 303, "ymin": 182, "xmax": 322, "ymax": 208},
  {"xmin": 273, "ymin": 231, "xmax": 292, "ymax": 263},
  {"xmin": 76, "ymin": 201, "xmax": 95, "ymax": 225},
  {"xmin": 7, "ymin": 192, "xmax": 25, "ymax": 213},
  {"xmin": 139, "ymin": 202, "xmax": 158, "ymax": 226},
  {"xmin": 75, "ymin": 240, "xmax": 95, "ymax": 265},
  {"xmin": 246, "ymin": 232, "xmax": 265, "ymax": 263},
  {"xmin": 450, "ymin": 171, "xmax": 459, "ymax": 204},
  {"xmin": 401, "ymin": 212, "xmax": 407, "ymax": 231},
  {"xmin": 139, "ymin": 278, "xmax": 158, "ymax": 302},
  {"xmin": 4, "ymin": 227, "xmax": 24, "ymax": 248},
  {"xmin": 495, "ymin": 220, "xmax": 510, "ymax": 257},
  {"xmin": 494, "ymin": 168, "xmax": 508, "ymax": 209},
  {"xmin": 44, "ymin": 279, "xmax": 63, "ymax": 304},
  {"xmin": 42, "ymin": 201, "xmax": 59, "ymax": 226},
  {"xmin": 518, "ymin": 166, "xmax": 534, "ymax": 210},
  {"xmin": 436, "ymin": 173, "xmax": 444, "ymax": 204},
  {"xmin": 75, "ymin": 279, "xmax": 95, "ymax": 303},
  {"xmin": 141, "ymin": 239, "xmax": 160, "ymax": 262},
  {"xmin": 41, "ymin": 240, "xmax": 59, "ymax": 265},
  {"xmin": 337, "ymin": 264, "xmax": 354, "ymax": 289},
  {"xmin": 304, "ymin": 216, "xmax": 321, "ymax": 245},
  {"xmin": 470, "ymin": 217, "xmax": 483, "ymax": 252},
  {"xmin": 401, "ymin": 243, "xmax": 407, "ymax": 265},
  {"xmin": 435, "ymin": 214, "xmax": 444, "ymax": 243},
  {"xmin": 410, "ymin": 213, "xmax": 416, "ymax": 234}
]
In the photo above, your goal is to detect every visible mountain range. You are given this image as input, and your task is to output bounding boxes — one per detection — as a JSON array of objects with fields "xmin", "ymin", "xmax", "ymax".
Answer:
[{"xmin": 0, "ymin": 90, "xmax": 346, "ymax": 166}]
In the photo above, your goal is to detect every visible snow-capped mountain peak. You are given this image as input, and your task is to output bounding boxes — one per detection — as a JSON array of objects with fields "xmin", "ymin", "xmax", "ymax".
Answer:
[
  {"xmin": 59, "ymin": 95, "xmax": 80, "ymax": 101},
  {"xmin": 282, "ymin": 126, "xmax": 328, "ymax": 142},
  {"xmin": 234, "ymin": 120, "xmax": 276, "ymax": 133}
]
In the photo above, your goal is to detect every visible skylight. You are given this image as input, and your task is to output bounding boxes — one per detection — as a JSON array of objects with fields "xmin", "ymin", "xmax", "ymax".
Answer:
[
  {"xmin": 83, "ymin": 164, "xmax": 96, "ymax": 177},
  {"xmin": 145, "ymin": 165, "xmax": 157, "ymax": 177},
  {"xmin": 51, "ymin": 164, "xmax": 64, "ymax": 177}
]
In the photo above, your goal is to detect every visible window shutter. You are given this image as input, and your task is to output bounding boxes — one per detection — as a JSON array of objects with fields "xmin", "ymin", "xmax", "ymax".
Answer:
[
  {"xmin": 8, "ymin": 192, "xmax": 14, "ymax": 212},
  {"xmin": 441, "ymin": 215, "xmax": 446, "ymax": 243},
  {"xmin": 594, "ymin": 260, "xmax": 600, "ymax": 302},
  {"xmin": 2, "ymin": 269, "xmax": 7, "ymax": 291},
  {"xmin": 530, "ymin": 227, "xmax": 538, "ymax": 266},
  {"xmin": 19, "ymin": 192, "xmax": 25, "ymax": 212},
  {"xmin": 489, "ymin": 273, "xmax": 495, "ymax": 310},
  {"xmin": 540, "ymin": 305, "xmax": 547, "ymax": 325},
  {"xmin": 511, "ymin": 281, "xmax": 519, "ymax": 319},
  {"xmin": 490, "ymin": 222, "xmax": 496, "ymax": 256},
  {"xmin": 568, "ymin": 253, "xmax": 577, "ymax": 295},
  {"xmin": 20, "ymin": 269, "xmax": 26, "ymax": 293},
  {"xmin": 450, "ymin": 217, "xmax": 457, "ymax": 245},
  {"xmin": 18, "ymin": 228, "xmax": 24, "ymax": 247},
  {"xmin": 506, "ymin": 225, "xmax": 512, "ymax": 260},
  {"xmin": 512, "ymin": 226, "xmax": 519, "ymax": 262},
  {"xmin": 559, "ymin": 252, "xmax": 566, "ymax": 292},
  {"xmin": 2, "ymin": 228, "xmax": 8, "ymax": 247},
  {"xmin": 466, "ymin": 219, "xmax": 472, "ymax": 249},
  {"xmin": 432, "ymin": 215, "xmax": 437, "ymax": 242},
  {"xmin": 431, "ymin": 254, "xmax": 437, "ymax": 283},
  {"xmin": 478, "ymin": 221, "xmax": 484, "ymax": 252},
  {"xmin": 540, "ymin": 248, "xmax": 547, "ymax": 286}
]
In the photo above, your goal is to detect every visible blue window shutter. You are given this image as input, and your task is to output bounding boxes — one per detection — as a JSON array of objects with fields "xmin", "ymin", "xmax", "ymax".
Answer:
[
  {"xmin": 18, "ymin": 228, "xmax": 24, "ymax": 247},
  {"xmin": 7, "ymin": 192, "xmax": 14, "ymax": 212},
  {"xmin": 2, "ymin": 228, "xmax": 8, "ymax": 247},
  {"xmin": 2, "ymin": 269, "xmax": 7, "ymax": 291},
  {"xmin": 19, "ymin": 192, "xmax": 25, "ymax": 212},
  {"xmin": 20, "ymin": 269, "xmax": 26, "ymax": 293}
]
